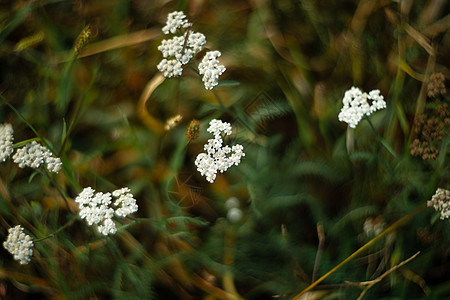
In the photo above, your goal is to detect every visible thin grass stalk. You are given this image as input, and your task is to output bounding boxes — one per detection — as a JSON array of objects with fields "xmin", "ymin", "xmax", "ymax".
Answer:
[{"xmin": 291, "ymin": 203, "xmax": 427, "ymax": 299}]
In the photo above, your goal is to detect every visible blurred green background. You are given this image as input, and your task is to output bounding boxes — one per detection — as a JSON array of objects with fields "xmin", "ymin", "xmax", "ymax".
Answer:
[{"xmin": 0, "ymin": 0, "xmax": 449, "ymax": 299}]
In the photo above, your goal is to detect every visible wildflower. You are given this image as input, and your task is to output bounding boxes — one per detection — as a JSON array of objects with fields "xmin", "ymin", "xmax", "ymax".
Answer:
[
  {"xmin": 195, "ymin": 119, "xmax": 244, "ymax": 183},
  {"xmin": 3, "ymin": 225, "xmax": 34, "ymax": 265},
  {"xmin": 0, "ymin": 123, "xmax": 14, "ymax": 162},
  {"xmin": 187, "ymin": 32, "xmax": 207, "ymax": 53},
  {"xmin": 207, "ymin": 118, "xmax": 232, "ymax": 137},
  {"xmin": 157, "ymin": 58, "xmax": 183, "ymax": 78},
  {"xmin": 186, "ymin": 119, "xmax": 201, "ymax": 142},
  {"xmin": 157, "ymin": 12, "xmax": 207, "ymax": 78},
  {"xmin": 75, "ymin": 187, "xmax": 138, "ymax": 235},
  {"xmin": 162, "ymin": 11, "xmax": 191, "ymax": 35},
  {"xmin": 112, "ymin": 187, "xmax": 139, "ymax": 217},
  {"xmin": 12, "ymin": 141, "xmax": 62, "ymax": 173},
  {"xmin": 338, "ymin": 87, "xmax": 386, "ymax": 128},
  {"xmin": 427, "ymin": 188, "xmax": 449, "ymax": 220},
  {"xmin": 158, "ymin": 36, "xmax": 187, "ymax": 61},
  {"xmin": 198, "ymin": 51, "xmax": 226, "ymax": 90},
  {"xmin": 157, "ymin": 32, "xmax": 206, "ymax": 76}
]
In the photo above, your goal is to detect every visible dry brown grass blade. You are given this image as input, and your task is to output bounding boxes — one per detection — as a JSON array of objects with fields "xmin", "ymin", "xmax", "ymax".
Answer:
[
  {"xmin": 413, "ymin": 47, "xmax": 436, "ymax": 131},
  {"xmin": 349, "ymin": 251, "xmax": 421, "ymax": 300},
  {"xmin": 0, "ymin": 269, "xmax": 51, "ymax": 288},
  {"xmin": 423, "ymin": 14, "xmax": 450, "ymax": 37},
  {"xmin": 404, "ymin": 24, "xmax": 434, "ymax": 56},
  {"xmin": 418, "ymin": 0, "xmax": 447, "ymax": 27},
  {"xmin": 401, "ymin": 268, "xmax": 430, "ymax": 295},
  {"xmin": 137, "ymin": 74, "xmax": 165, "ymax": 135},
  {"xmin": 78, "ymin": 28, "xmax": 161, "ymax": 58}
]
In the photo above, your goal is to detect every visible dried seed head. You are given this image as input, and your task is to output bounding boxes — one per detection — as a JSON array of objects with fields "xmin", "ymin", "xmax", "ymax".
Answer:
[
  {"xmin": 186, "ymin": 119, "xmax": 201, "ymax": 142},
  {"xmin": 427, "ymin": 72, "xmax": 446, "ymax": 98},
  {"xmin": 74, "ymin": 25, "xmax": 92, "ymax": 56}
]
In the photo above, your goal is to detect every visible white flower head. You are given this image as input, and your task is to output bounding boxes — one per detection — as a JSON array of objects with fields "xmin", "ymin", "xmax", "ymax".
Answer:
[
  {"xmin": 157, "ymin": 58, "xmax": 183, "ymax": 78},
  {"xmin": 195, "ymin": 119, "xmax": 245, "ymax": 183},
  {"xmin": 162, "ymin": 11, "xmax": 192, "ymax": 35},
  {"xmin": 75, "ymin": 187, "xmax": 138, "ymax": 235},
  {"xmin": 12, "ymin": 141, "xmax": 62, "ymax": 173},
  {"xmin": 187, "ymin": 32, "xmax": 206, "ymax": 53},
  {"xmin": 157, "ymin": 12, "xmax": 208, "ymax": 78},
  {"xmin": 198, "ymin": 51, "xmax": 226, "ymax": 90},
  {"xmin": 0, "ymin": 123, "xmax": 14, "ymax": 162},
  {"xmin": 112, "ymin": 187, "xmax": 138, "ymax": 217},
  {"xmin": 3, "ymin": 225, "xmax": 34, "ymax": 265},
  {"xmin": 427, "ymin": 188, "xmax": 450, "ymax": 220},
  {"xmin": 338, "ymin": 87, "xmax": 386, "ymax": 128}
]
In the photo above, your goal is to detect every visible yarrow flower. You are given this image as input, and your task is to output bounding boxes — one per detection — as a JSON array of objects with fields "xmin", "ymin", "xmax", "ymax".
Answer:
[
  {"xmin": 195, "ymin": 119, "xmax": 245, "ymax": 183},
  {"xmin": 198, "ymin": 51, "xmax": 226, "ymax": 90},
  {"xmin": 3, "ymin": 225, "xmax": 34, "ymax": 265},
  {"xmin": 12, "ymin": 141, "xmax": 62, "ymax": 173},
  {"xmin": 75, "ymin": 187, "xmax": 138, "ymax": 235},
  {"xmin": 162, "ymin": 11, "xmax": 192, "ymax": 34},
  {"xmin": 0, "ymin": 123, "xmax": 14, "ymax": 162},
  {"xmin": 157, "ymin": 11, "xmax": 225, "ymax": 89},
  {"xmin": 338, "ymin": 87, "xmax": 386, "ymax": 128},
  {"xmin": 157, "ymin": 11, "xmax": 206, "ymax": 78},
  {"xmin": 427, "ymin": 188, "xmax": 450, "ymax": 220}
]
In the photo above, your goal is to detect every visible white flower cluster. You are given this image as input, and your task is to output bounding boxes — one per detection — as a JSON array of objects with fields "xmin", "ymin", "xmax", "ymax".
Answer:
[
  {"xmin": 198, "ymin": 50, "xmax": 226, "ymax": 90},
  {"xmin": 157, "ymin": 11, "xmax": 225, "ymax": 89},
  {"xmin": 427, "ymin": 188, "xmax": 450, "ymax": 220},
  {"xmin": 3, "ymin": 225, "xmax": 34, "ymax": 265},
  {"xmin": 12, "ymin": 141, "xmax": 62, "ymax": 173},
  {"xmin": 75, "ymin": 187, "xmax": 138, "ymax": 235},
  {"xmin": 157, "ymin": 11, "xmax": 206, "ymax": 78},
  {"xmin": 0, "ymin": 123, "xmax": 14, "ymax": 162},
  {"xmin": 225, "ymin": 197, "xmax": 243, "ymax": 223},
  {"xmin": 338, "ymin": 87, "xmax": 387, "ymax": 128},
  {"xmin": 195, "ymin": 119, "xmax": 245, "ymax": 183},
  {"xmin": 162, "ymin": 11, "xmax": 192, "ymax": 34}
]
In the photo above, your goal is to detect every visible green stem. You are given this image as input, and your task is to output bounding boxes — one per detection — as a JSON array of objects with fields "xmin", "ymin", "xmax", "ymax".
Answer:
[
  {"xmin": 346, "ymin": 126, "xmax": 354, "ymax": 154},
  {"xmin": 291, "ymin": 203, "xmax": 427, "ymax": 299},
  {"xmin": 365, "ymin": 115, "xmax": 397, "ymax": 159},
  {"xmin": 0, "ymin": 94, "xmax": 55, "ymax": 154},
  {"xmin": 33, "ymin": 215, "xmax": 77, "ymax": 242}
]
